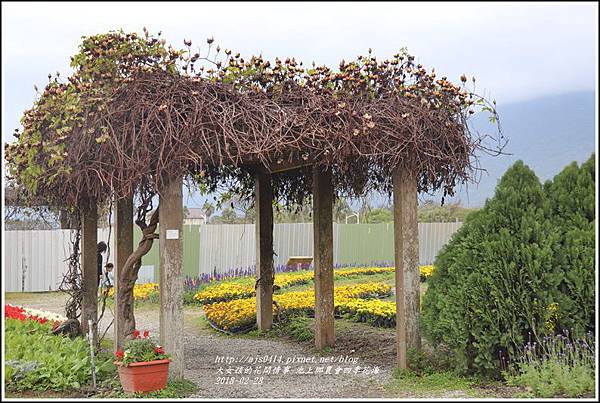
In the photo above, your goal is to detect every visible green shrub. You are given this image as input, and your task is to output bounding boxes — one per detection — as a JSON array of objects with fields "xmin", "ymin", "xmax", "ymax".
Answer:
[
  {"xmin": 543, "ymin": 154, "xmax": 596, "ymax": 335},
  {"xmin": 4, "ymin": 318, "xmax": 114, "ymax": 391},
  {"xmin": 422, "ymin": 157, "xmax": 596, "ymax": 376},
  {"xmin": 422, "ymin": 161, "xmax": 561, "ymax": 375}
]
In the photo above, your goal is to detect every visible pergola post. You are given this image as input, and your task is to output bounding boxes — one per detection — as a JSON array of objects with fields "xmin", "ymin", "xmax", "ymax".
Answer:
[
  {"xmin": 159, "ymin": 176, "xmax": 184, "ymax": 380},
  {"xmin": 81, "ymin": 199, "xmax": 98, "ymax": 340},
  {"xmin": 255, "ymin": 170, "xmax": 274, "ymax": 331},
  {"xmin": 312, "ymin": 167, "xmax": 335, "ymax": 349},
  {"xmin": 392, "ymin": 167, "xmax": 420, "ymax": 368},
  {"xmin": 114, "ymin": 196, "xmax": 133, "ymax": 351}
]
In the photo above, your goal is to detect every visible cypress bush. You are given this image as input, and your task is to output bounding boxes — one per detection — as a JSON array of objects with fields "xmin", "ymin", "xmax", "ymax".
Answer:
[
  {"xmin": 543, "ymin": 154, "xmax": 595, "ymax": 335},
  {"xmin": 422, "ymin": 161, "xmax": 561, "ymax": 375},
  {"xmin": 422, "ymin": 157, "xmax": 596, "ymax": 375}
]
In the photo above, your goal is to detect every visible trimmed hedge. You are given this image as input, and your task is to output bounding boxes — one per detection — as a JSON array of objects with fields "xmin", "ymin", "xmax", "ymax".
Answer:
[
  {"xmin": 543, "ymin": 154, "xmax": 595, "ymax": 335},
  {"xmin": 422, "ymin": 157, "xmax": 595, "ymax": 375}
]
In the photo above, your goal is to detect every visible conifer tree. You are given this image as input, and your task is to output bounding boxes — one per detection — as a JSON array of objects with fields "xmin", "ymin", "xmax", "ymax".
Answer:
[
  {"xmin": 543, "ymin": 154, "xmax": 595, "ymax": 335},
  {"xmin": 422, "ymin": 161, "xmax": 560, "ymax": 374}
]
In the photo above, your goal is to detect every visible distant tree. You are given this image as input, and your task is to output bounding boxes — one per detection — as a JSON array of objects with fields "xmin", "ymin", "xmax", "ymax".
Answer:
[
  {"xmin": 212, "ymin": 207, "xmax": 244, "ymax": 224},
  {"xmin": 365, "ymin": 207, "xmax": 393, "ymax": 223},
  {"xmin": 274, "ymin": 202, "xmax": 312, "ymax": 223},
  {"xmin": 418, "ymin": 200, "xmax": 478, "ymax": 222},
  {"xmin": 333, "ymin": 198, "xmax": 354, "ymax": 223}
]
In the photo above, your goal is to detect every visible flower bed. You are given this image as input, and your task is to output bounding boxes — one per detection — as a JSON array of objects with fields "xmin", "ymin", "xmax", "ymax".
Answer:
[
  {"xmin": 335, "ymin": 266, "xmax": 394, "ymax": 277},
  {"xmin": 4, "ymin": 312, "xmax": 113, "ymax": 392},
  {"xmin": 194, "ymin": 267, "xmax": 400, "ymax": 305},
  {"xmin": 193, "ymin": 271, "xmax": 314, "ymax": 305},
  {"xmin": 337, "ymin": 298, "xmax": 396, "ymax": 328},
  {"xmin": 107, "ymin": 282, "xmax": 160, "ymax": 301},
  {"xmin": 4, "ymin": 304, "xmax": 65, "ymax": 326},
  {"xmin": 107, "ymin": 265, "xmax": 433, "ymax": 305},
  {"xmin": 419, "ymin": 265, "xmax": 435, "ymax": 281},
  {"xmin": 203, "ymin": 282, "xmax": 392, "ymax": 332}
]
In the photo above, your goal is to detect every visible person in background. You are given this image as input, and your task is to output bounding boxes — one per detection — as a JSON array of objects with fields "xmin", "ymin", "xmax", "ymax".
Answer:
[
  {"xmin": 104, "ymin": 263, "xmax": 114, "ymax": 286},
  {"xmin": 102, "ymin": 263, "xmax": 114, "ymax": 296},
  {"xmin": 97, "ymin": 241, "xmax": 107, "ymax": 287}
]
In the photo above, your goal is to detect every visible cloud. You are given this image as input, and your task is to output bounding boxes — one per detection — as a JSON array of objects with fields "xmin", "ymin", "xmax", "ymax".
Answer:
[{"xmin": 2, "ymin": 1, "xmax": 597, "ymax": 144}]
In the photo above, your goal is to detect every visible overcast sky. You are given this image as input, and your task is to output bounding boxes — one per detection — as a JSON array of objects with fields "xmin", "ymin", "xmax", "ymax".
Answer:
[
  {"xmin": 1, "ymin": 2, "xmax": 597, "ymax": 207},
  {"xmin": 2, "ymin": 2, "xmax": 597, "ymax": 136}
]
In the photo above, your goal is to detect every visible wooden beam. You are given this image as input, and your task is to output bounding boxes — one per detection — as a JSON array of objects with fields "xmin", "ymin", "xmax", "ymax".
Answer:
[
  {"xmin": 81, "ymin": 200, "xmax": 98, "ymax": 340},
  {"xmin": 242, "ymin": 157, "xmax": 314, "ymax": 174},
  {"xmin": 114, "ymin": 196, "xmax": 133, "ymax": 351},
  {"xmin": 268, "ymin": 159, "xmax": 313, "ymax": 173},
  {"xmin": 392, "ymin": 167, "xmax": 420, "ymax": 368},
  {"xmin": 255, "ymin": 170, "xmax": 274, "ymax": 331},
  {"xmin": 312, "ymin": 167, "xmax": 335, "ymax": 349},
  {"xmin": 159, "ymin": 176, "xmax": 184, "ymax": 380}
]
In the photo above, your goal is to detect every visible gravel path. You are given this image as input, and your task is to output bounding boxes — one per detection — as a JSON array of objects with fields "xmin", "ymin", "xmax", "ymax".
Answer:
[
  {"xmin": 6, "ymin": 293, "xmax": 395, "ymax": 398},
  {"xmin": 139, "ymin": 309, "xmax": 395, "ymax": 399}
]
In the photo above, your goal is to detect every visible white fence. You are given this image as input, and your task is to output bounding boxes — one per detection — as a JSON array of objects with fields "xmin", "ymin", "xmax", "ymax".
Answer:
[
  {"xmin": 3, "ymin": 222, "xmax": 462, "ymax": 292},
  {"xmin": 198, "ymin": 222, "xmax": 463, "ymax": 274},
  {"xmin": 3, "ymin": 228, "xmax": 115, "ymax": 293}
]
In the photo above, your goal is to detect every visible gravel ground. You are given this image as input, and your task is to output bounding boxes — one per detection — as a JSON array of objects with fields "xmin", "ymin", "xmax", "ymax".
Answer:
[{"xmin": 142, "ymin": 310, "xmax": 394, "ymax": 398}]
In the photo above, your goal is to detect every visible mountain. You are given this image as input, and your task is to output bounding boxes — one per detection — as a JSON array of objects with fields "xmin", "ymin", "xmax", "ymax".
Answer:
[{"xmin": 445, "ymin": 91, "xmax": 596, "ymax": 207}]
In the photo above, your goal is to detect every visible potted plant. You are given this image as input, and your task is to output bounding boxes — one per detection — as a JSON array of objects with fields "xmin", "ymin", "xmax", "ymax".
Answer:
[{"xmin": 114, "ymin": 330, "xmax": 170, "ymax": 393}]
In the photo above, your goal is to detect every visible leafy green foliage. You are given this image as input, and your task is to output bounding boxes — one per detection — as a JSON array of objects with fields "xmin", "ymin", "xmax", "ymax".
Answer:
[
  {"xmin": 422, "ymin": 161, "xmax": 561, "ymax": 375},
  {"xmin": 406, "ymin": 346, "xmax": 455, "ymax": 376},
  {"xmin": 417, "ymin": 200, "xmax": 479, "ymax": 223},
  {"xmin": 422, "ymin": 157, "xmax": 596, "ymax": 376},
  {"xmin": 4, "ymin": 318, "xmax": 114, "ymax": 391},
  {"xmin": 284, "ymin": 315, "xmax": 315, "ymax": 342},
  {"xmin": 390, "ymin": 368, "xmax": 478, "ymax": 396},
  {"xmin": 543, "ymin": 154, "xmax": 596, "ymax": 335},
  {"xmin": 507, "ymin": 359, "xmax": 594, "ymax": 397}
]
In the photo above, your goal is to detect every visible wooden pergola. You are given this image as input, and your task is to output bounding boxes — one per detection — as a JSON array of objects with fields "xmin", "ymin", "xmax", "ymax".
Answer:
[
  {"xmin": 6, "ymin": 44, "xmax": 493, "ymax": 380},
  {"xmin": 73, "ymin": 160, "xmax": 420, "ymax": 380}
]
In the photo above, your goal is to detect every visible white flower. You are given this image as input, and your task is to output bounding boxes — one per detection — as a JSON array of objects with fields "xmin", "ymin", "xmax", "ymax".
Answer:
[{"xmin": 21, "ymin": 306, "xmax": 67, "ymax": 322}]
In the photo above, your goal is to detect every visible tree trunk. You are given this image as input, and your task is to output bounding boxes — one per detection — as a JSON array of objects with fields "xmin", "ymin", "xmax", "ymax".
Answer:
[{"xmin": 116, "ymin": 208, "xmax": 159, "ymax": 344}]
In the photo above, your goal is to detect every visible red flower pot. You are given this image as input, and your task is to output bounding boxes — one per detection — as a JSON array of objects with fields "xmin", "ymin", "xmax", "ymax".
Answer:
[{"xmin": 115, "ymin": 359, "xmax": 170, "ymax": 393}]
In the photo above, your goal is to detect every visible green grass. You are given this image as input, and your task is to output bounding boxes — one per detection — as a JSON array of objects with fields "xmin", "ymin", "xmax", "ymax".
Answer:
[
  {"xmin": 95, "ymin": 377, "xmax": 197, "ymax": 398},
  {"xmin": 388, "ymin": 368, "xmax": 480, "ymax": 397},
  {"xmin": 282, "ymin": 316, "xmax": 314, "ymax": 342}
]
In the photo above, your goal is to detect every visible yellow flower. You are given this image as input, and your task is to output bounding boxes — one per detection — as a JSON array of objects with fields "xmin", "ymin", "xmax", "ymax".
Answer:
[
  {"xmin": 203, "ymin": 282, "xmax": 392, "ymax": 331},
  {"xmin": 107, "ymin": 283, "xmax": 159, "ymax": 300},
  {"xmin": 195, "ymin": 266, "xmax": 399, "ymax": 305},
  {"xmin": 419, "ymin": 265, "xmax": 435, "ymax": 278},
  {"xmin": 545, "ymin": 302, "xmax": 560, "ymax": 332}
]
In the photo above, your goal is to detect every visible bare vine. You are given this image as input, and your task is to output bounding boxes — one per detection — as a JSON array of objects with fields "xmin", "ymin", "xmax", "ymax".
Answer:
[{"xmin": 59, "ymin": 210, "xmax": 83, "ymax": 322}]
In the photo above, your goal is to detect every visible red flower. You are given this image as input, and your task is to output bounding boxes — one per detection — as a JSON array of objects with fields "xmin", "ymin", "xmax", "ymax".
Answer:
[
  {"xmin": 132, "ymin": 329, "xmax": 140, "ymax": 339},
  {"xmin": 143, "ymin": 330, "xmax": 150, "ymax": 338},
  {"xmin": 154, "ymin": 346, "xmax": 165, "ymax": 355},
  {"xmin": 115, "ymin": 350, "xmax": 125, "ymax": 360}
]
